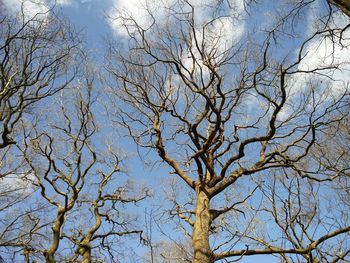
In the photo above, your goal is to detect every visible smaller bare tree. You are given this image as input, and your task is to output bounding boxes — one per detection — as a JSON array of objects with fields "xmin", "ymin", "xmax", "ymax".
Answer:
[{"xmin": 10, "ymin": 75, "xmax": 149, "ymax": 263}]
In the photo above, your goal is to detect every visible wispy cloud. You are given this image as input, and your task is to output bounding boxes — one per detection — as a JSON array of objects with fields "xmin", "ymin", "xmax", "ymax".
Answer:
[
  {"xmin": 107, "ymin": 0, "xmax": 172, "ymax": 37},
  {"xmin": 278, "ymin": 10, "xmax": 350, "ymax": 121},
  {"xmin": 56, "ymin": 0, "xmax": 74, "ymax": 6},
  {"xmin": 2, "ymin": 0, "xmax": 49, "ymax": 18},
  {"xmin": 294, "ymin": 12, "xmax": 350, "ymax": 94},
  {"xmin": 107, "ymin": 0, "xmax": 245, "ymax": 42},
  {"xmin": 0, "ymin": 173, "xmax": 36, "ymax": 196},
  {"xmin": 2, "ymin": 0, "xmax": 75, "ymax": 19}
]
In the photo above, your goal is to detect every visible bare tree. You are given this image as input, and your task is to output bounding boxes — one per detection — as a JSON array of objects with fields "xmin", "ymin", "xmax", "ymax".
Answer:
[
  {"xmin": 0, "ymin": 73, "xmax": 148, "ymax": 262},
  {"xmin": 107, "ymin": 1, "xmax": 350, "ymax": 262},
  {"xmin": 0, "ymin": 7, "xmax": 80, "ymax": 262},
  {"xmin": 62, "ymin": 159, "xmax": 148, "ymax": 263},
  {"xmin": 0, "ymin": 6, "xmax": 151, "ymax": 263},
  {"xmin": 0, "ymin": 7, "xmax": 80, "ymax": 149}
]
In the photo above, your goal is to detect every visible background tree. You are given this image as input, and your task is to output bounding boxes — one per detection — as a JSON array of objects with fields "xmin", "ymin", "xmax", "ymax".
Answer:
[
  {"xmin": 142, "ymin": 208, "xmax": 193, "ymax": 262},
  {"xmin": 0, "ymin": 8, "xmax": 79, "ymax": 149},
  {"xmin": 0, "ymin": 7, "xmax": 80, "ymax": 262},
  {"xmin": 107, "ymin": 0, "xmax": 350, "ymax": 262},
  {"xmin": 0, "ymin": 6, "xmax": 150, "ymax": 263},
  {"xmin": 11, "ymin": 75, "xmax": 148, "ymax": 263}
]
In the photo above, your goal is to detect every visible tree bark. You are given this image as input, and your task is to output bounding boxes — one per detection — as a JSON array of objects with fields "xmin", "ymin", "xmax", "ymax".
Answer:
[
  {"xmin": 192, "ymin": 188, "xmax": 213, "ymax": 263},
  {"xmin": 44, "ymin": 210, "xmax": 65, "ymax": 263},
  {"xmin": 81, "ymin": 246, "xmax": 91, "ymax": 263},
  {"xmin": 329, "ymin": 0, "xmax": 350, "ymax": 17},
  {"xmin": 44, "ymin": 253, "xmax": 55, "ymax": 263}
]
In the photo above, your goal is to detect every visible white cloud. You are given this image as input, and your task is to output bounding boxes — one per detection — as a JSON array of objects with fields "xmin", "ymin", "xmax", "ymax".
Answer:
[
  {"xmin": 108, "ymin": 0, "xmax": 245, "ymax": 42},
  {"xmin": 2, "ymin": 0, "xmax": 50, "ymax": 19},
  {"xmin": 108, "ymin": 0, "xmax": 246, "ymax": 85},
  {"xmin": 2, "ymin": 0, "xmax": 74, "ymax": 19},
  {"xmin": 0, "ymin": 173, "xmax": 36, "ymax": 196},
  {"xmin": 278, "ymin": 10, "xmax": 350, "ymax": 121},
  {"xmin": 293, "ymin": 12, "xmax": 350, "ymax": 93},
  {"xmin": 298, "ymin": 38, "xmax": 349, "ymax": 87},
  {"xmin": 108, "ymin": 0, "xmax": 172, "ymax": 37},
  {"xmin": 304, "ymin": 5, "xmax": 350, "ymax": 84},
  {"xmin": 56, "ymin": 0, "xmax": 74, "ymax": 6}
]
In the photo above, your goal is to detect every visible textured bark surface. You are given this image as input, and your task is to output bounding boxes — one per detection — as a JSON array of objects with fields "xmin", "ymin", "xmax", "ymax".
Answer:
[
  {"xmin": 81, "ymin": 247, "xmax": 91, "ymax": 263},
  {"xmin": 44, "ymin": 210, "xmax": 65, "ymax": 263},
  {"xmin": 43, "ymin": 254, "xmax": 55, "ymax": 263},
  {"xmin": 329, "ymin": 0, "xmax": 350, "ymax": 17},
  {"xmin": 192, "ymin": 189, "xmax": 213, "ymax": 263}
]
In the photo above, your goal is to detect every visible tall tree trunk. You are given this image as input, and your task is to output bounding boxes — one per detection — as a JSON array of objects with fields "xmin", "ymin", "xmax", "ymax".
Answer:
[
  {"xmin": 44, "ymin": 253, "xmax": 55, "ymax": 263},
  {"xmin": 192, "ymin": 189, "xmax": 213, "ymax": 263},
  {"xmin": 81, "ymin": 246, "xmax": 91, "ymax": 263},
  {"xmin": 78, "ymin": 238, "xmax": 92, "ymax": 263},
  {"xmin": 44, "ymin": 210, "xmax": 65, "ymax": 263}
]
